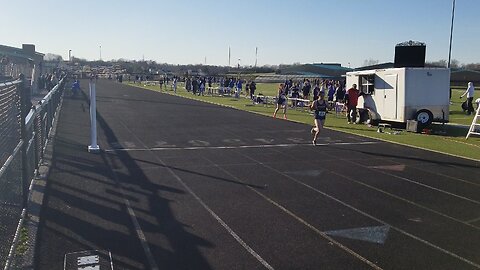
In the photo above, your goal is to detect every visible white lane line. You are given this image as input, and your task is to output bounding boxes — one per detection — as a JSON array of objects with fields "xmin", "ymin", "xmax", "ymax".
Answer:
[
  {"xmin": 117, "ymin": 121, "xmax": 274, "ymax": 270},
  {"xmin": 363, "ymin": 165, "xmax": 480, "ymax": 205},
  {"xmin": 104, "ymin": 141, "xmax": 381, "ymax": 152},
  {"xmin": 316, "ymin": 148, "xmax": 480, "ymax": 206},
  {"xmin": 241, "ymin": 154, "xmax": 480, "ymax": 269},
  {"xmin": 165, "ymin": 165, "xmax": 274, "ymax": 270},
  {"xmin": 270, "ymin": 147, "xmax": 480, "ymax": 230},
  {"xmin": 396, "ymin": 163, "xmax": 480, "ymax": 188},
  {"xmin": 124, "ymin": 199, "xmax": 159, "ymax": 270},
  {"xmin": 104, "ymin": 159, "xmax": 160, "ymax": 270},
  {"xmin": 207, "ymin": 160, "xmax": 383, "ymax": 270},
  {"xmin": 328, "ymin": 171, "xmax": 480, "ymax": 230},
  {"xmin": 467, "ymin": 217, "xmax": 480, "ymax": 224}
]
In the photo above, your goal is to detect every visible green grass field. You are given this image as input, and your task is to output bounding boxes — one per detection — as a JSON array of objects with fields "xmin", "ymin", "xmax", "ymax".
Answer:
[{"xmin": 127, "ymin": 82, "xmax": 480, "ymax": 160}]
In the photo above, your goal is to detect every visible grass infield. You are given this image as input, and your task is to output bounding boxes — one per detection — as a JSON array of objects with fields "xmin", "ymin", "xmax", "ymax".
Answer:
[{"xmin": 126, "ymin": 82, "xmax": 480, "ymax": 161}]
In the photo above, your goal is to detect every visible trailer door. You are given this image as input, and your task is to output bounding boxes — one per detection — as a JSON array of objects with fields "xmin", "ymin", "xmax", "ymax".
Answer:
[{"xmin": 383, "ymin": 74, "xmax": 398, "ymax": 120}]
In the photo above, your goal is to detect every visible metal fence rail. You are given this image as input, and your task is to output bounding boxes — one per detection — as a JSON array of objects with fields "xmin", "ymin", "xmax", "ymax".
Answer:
[{"xmin": 0, "ymin": 75, "xmax": 65, "ymax": 269}]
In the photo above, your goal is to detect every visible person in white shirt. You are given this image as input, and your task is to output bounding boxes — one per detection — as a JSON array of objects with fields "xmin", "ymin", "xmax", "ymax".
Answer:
[
  {"xmin": 172, "ymin": 77, "xmax": 177, "ymax": 93},
  {"xmin": 460, "ymin": 82, "xmax": 475, "ymax": 115}
]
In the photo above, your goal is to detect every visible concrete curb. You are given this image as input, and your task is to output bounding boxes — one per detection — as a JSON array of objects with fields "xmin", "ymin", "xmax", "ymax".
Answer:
[{"xmin": 11, "ymin": 96, "xmax": 64, "ymax": 269}]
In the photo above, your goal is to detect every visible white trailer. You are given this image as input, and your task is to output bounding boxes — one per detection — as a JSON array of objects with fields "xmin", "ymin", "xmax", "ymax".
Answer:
[{"xmin": 345, "ymin": 67, "xmax": 450, "ymax": 128}]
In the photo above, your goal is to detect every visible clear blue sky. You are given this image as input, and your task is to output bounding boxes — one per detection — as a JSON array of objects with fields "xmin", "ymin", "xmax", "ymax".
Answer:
[{"xmin": 1, "ymin": 0, "xmax": 478, "ymax": 68}]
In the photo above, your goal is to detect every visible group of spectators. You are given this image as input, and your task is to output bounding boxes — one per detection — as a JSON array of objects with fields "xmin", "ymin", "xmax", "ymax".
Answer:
[
  {"xmin": 37, "ymin": 73, "xmax": 59, "ymax": 91},
  {"xmin": 183, "ymin": 77, "xmax": 257, "ymax": 100},
  {"xmin": 124, "ymin": 74, "xmax": 363, "ymax": 123},
  {"xmin": 272, "ymin": 79, "xmax": 363, "ymax": 124},
  {"xmin": 278, "ymin": 79, "xmax": 347, "ymax": 106},
  {"xmin": 217, "ymin": 77, "xmax": 258, "ymax": 99}
]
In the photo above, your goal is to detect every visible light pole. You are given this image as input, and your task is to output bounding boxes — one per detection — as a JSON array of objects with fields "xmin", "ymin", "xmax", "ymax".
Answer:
[
  {"xmin": 228, "ymin": 46, "xmax": 231, "ymax": 67},
  {"xmin": 447, "ymin": 0, "xmax": 456, "ymax": 69}
]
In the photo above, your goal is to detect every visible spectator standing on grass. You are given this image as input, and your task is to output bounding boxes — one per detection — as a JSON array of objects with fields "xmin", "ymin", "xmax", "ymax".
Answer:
[
  {"xmin": 335, "ymin": 82, "xmax": 345, "ymax": 103},
  {"xmin": 223, "ymin": 78, "xmax": 229, "ymax": 93},
  {"xmin": 250, "ymin": 81, "xmax": 256, "ymax": 100},
  {"xmin": 346, "ymin": 84, "xmax": 361, "ymax": 124},
  {"xmin": 229, "ymin": 78, "xmax": 235, "ymax": 95},
  {"xmin": 327, "ymin": 82, "xmax": 335, "ymax": 109},
  {"xmin": 173, "ymin": 77, "xmax": 177, "ymax": 93},
  {"xmin": 235, "ymin": 79, "xmax": 242, "ymax": 98},
  {"xmin": 319, "ymin": 80, "xmax": 326, "ymax": 95},
  {"xmin": 310, "ymin": 91, "xmax": 330, "ymax": 145},
  {"xmin": 313, "ymin": 83, "xmax": 320, "ymax": 101},
  {"xmin": 192, "ymin": 78, "xmax": 199, "ymax": 95},
  {"xmin": 185, "ymin": 77, "xmax": 191, "ymax": 92},
  {"xmin": 199, "ymin": 79, "xmax": 205, "ymax": 96},
  {"xmin": 291, "ymin": 83, "xmax": 300, "ymax": 106},
  {"xmin": 302, "ymin": 79, "xmax": 311, "ymax": 100},
  {"xmin": 273, "ymin": 83, "xmax": 287, "ymax": 119},
  {"xmin": 460, "ymin": 82, "xmax": 475, "ymax": 115}
]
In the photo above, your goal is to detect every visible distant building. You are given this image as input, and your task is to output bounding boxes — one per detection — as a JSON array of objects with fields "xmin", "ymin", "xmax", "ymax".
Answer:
[
  {"xmin": 279, "ymin": 63, "xmax": 352, "ymax": 79},
  {"xmin": 0, "ymin": 44, "xmax": 44, "ymax": 92},
  {"xmin": 450, "ymin": 69, "xmax": 480, "ymax": 86},
  {"xmin": 255, "ymin": 63, "xmax": 352, "ymax": 83}
]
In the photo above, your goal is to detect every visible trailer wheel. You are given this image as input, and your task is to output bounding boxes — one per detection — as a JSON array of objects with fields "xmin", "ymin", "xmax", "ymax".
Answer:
[{"xmin": 414, "ymin": 109, "xmax": 433, "ymax": 129}]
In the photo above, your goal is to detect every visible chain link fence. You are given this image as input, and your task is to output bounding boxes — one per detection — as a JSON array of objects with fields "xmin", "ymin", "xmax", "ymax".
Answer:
[
  {"xmin": 0, "ymin": 79, "xmax": 23, "ymax": 268},
  {"xmin": 0, "ymin": 75, "xmax": 66, "ymax": 269}
]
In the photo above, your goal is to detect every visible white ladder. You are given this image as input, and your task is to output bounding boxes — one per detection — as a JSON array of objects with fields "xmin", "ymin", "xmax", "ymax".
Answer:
[{"xmin": 466, "ymin": 105, "xmax": 480, "ymax": 139}]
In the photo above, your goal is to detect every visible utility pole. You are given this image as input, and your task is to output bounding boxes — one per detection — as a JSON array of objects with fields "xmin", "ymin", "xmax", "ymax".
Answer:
[
  {"xmin": 255, "ymin": 47, "xmax": 258, "ymax": 68},
  {"xmin": 228, "ymin": 46, "xmax": 231, "ymax": 67},
  {"xmin": 447, "ymin": 0, "xmax": 456, "ymax": 68}
]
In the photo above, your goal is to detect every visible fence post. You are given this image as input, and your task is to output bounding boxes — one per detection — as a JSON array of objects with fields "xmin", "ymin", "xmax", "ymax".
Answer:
[{"xmin": 18, "ymin": 74, "xmax": 29, "ymax": 208}]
